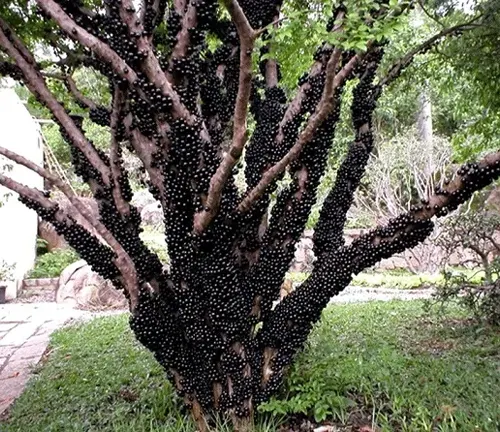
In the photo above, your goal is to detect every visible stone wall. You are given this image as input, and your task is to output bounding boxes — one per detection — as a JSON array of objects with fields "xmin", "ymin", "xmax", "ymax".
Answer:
[
  {"xmin": 22, "ymin": 278, "xmax": 59, "ymax": 292},
  {"xmin": 291, "ymin": 229, "xmax": 493, "ymax": 273}
]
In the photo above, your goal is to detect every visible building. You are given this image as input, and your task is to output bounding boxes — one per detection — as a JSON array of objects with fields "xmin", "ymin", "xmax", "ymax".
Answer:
[{"xmin": 0, "ymin": 87, "xmax": 44, "ymax": 300}]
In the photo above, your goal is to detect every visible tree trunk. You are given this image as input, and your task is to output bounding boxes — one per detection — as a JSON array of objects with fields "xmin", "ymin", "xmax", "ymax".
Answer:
[{"xmin": 417, "ymin": 84, "xmax": 433, "ymax": 147}]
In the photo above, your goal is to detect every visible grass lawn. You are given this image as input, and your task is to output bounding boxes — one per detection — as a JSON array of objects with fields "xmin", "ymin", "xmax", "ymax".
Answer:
[{"xmin": 1, "ymin": 301, "xmax": 499, "ymax": 432}]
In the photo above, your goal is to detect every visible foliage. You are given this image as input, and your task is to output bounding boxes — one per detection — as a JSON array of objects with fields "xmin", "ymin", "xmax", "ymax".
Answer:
[
  {"xmin": 436, "ymin": 205, "xmax": 500, "ymax": 282},
  {"xmin": 428, "ymin": 202, "xmax": 500, "ymax": 326},
  {"xmin": 36, "ymin": 237, "xmax": 49, "ymax": 256},
  {"xmin": 27, "ymin": 248, "xmax": 80, "ymax": 279},
  {"xmin": 139, "ymin": 227, "xmax": 169, "ymax": 265},
  {"xmin": 0, "ymin": 259, "xmax": 15, "ymax": 282},
  {"xmin": 430, "ymin": 273, "xmax": 500, "ymax": 327},
  {"xmin": 4, "ymin": 302, "xmax": 499, "ymax": 431}
]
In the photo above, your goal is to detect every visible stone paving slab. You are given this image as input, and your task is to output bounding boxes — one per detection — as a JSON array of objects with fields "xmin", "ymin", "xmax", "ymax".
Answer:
[{"xmin": 0, "ymin": 302, "xmax": 120, "ymax": 417}]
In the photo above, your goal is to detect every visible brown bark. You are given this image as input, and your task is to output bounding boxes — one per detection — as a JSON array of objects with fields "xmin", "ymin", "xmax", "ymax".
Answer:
[{"xmin": 193, "ymin": 0, "xmax": 257, "ymax": 233}]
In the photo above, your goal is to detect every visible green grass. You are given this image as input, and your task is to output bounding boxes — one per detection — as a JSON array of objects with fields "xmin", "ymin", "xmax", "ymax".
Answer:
[
  {"xmin": 2, "ymin": 302, "xmax": 499, "ymax": 432},
  {"xmin": 352, "ymin": 269, "xmax": 489, "ymax": 290}
]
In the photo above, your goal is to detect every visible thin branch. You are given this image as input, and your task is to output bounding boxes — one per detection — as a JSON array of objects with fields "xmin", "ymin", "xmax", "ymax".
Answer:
[
  {"xmin": 418, "ymin": 0, "xmax": 445, "ymax": 27},
  {"xmin": 238, "ymin": 50, "xmax": 361, "ymax": 213},
  {"xmin": 193, "ymin": 0, "xmax": 256, "ymax": 233},
  {"xmin": 0, "ymin": 24, "xmax": 112, "ymax": 186},
  {"xmin": 485, "ymin": 235, "xmax": 500, "ymax": 254},
  {"xmin": 35, "ymin": 0, "xmax": 194, "ymax": 123},
  {"xmin": 378, "ymin": 20, "xmax": 480, "ymax": 88},
  {"xmin": 254, "ymin": 15, "xmax": 287, "ymax": 38},
  {"xmin": 65, "ymin": 75, "xmax": 99, "ymax": 110}
]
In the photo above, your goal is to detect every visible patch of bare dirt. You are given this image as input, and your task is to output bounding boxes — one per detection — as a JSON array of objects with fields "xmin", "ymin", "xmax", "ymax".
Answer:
[{"xmin": 10, "ymin": 286, "xmax": 55, "ymax": 303}]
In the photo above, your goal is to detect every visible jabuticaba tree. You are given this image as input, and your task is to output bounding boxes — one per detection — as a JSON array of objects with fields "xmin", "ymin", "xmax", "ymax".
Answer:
[{"xmin": 0, "ymin": 0, "xmax": 498, "ymax": 430}]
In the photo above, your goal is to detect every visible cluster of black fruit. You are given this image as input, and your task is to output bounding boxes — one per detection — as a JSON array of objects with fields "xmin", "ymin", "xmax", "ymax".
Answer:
[
  {"xmin": 243, "ymin": 47, "xmax": 347, "ymax": 325},
  {"xmin": 314, "ymin": 47, "xmax": 384, "ymax": 256},
  {"xmin": 0, "ymin": 61, "xmax": 23, "ymax": 81}
]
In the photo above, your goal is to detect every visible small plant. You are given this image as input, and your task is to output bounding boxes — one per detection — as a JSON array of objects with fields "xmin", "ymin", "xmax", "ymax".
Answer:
[
  {"xmin": 431, "ymin": 205, "xmax": 500, "ymax": 325},
  {"xmin": 36, "ymin": 237, "xmax": 49, "ymax": 256},
  {"xmin": 431, "ymin": 270, "xmax": 500, "ymax": 326},
  {"xmin": 28, "ymin": 248, "xmax": 80, "ymax": 279},
  {"xmin": 0, "ymin": 259, "xmax": 15, "ymax": 282}
]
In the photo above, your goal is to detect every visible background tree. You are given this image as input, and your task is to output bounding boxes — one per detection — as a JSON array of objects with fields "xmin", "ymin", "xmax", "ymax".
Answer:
[{"xmin": 0, "ymin": 0, "xmax": 499, "ymax": 430}]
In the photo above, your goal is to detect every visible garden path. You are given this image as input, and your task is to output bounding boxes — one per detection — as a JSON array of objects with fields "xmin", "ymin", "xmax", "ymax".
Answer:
[{"xmin": 0, "ymin": 302, "xmax": 123, "ymax": 416}]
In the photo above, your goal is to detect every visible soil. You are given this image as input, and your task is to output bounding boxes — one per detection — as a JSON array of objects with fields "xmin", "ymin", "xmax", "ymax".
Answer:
[{"xmin": 10, "ymin": 286, "xmax": 55, "ymax": 303}]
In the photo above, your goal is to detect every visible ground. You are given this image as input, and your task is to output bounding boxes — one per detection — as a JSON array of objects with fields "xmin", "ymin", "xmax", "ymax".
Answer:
[{"xmin": 1, "ymin": 300, "xmax": 498, "ymax": 432}]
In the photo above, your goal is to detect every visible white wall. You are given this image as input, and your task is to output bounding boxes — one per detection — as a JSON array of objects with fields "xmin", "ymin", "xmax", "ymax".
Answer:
[{"xmin": 0, "ymin": 88, "xmax": 44, "ymax": 299}]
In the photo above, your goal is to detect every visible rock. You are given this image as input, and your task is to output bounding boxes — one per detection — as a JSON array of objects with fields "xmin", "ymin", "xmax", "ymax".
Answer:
[
  {"xmin": 141, "ymin": 202, "xmax": 163, "ymax": 226},
  {"xmin": 292, "ymin": 235, "xmax": 316, "ymax": 272},
  {"xmin": 56, "ymin": 261, "xmax": 126, "ymax": 309}
]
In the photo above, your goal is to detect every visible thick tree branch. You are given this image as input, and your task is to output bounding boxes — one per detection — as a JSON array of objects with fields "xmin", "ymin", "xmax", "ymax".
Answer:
[
  {"xmin": 193, "ymin": 0, "xmax": 257, "ymax": 233},
  {"xmin": 36, "ymin": 0, "xmax": 195, "ymax": 124},
  {"xmin": 257, "ymin": 149, "xmax": 500, "ymax": 399},
  {"xmin": 238, "ymin": 49, "xmax": 361, "ymax": 213},
  {"xmin": 0, "ymin": 24, "xmax": 112, "ymax": 186},
  {"xmin": 314, "ymin": 52, "xmax": 382, "ymax": 257}
]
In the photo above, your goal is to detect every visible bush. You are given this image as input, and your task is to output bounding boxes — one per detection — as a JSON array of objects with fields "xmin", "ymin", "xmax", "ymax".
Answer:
[
  {"xmin": 28, "ymin": 248, "xmax": 80, "ymax": 279},
  {"xmin": 430, "ymin": 204, "xmax": 500, "ymax": 326},
  {"xmin": 430, "ymin": 269, "xmax": 500, "ymax": 326}
]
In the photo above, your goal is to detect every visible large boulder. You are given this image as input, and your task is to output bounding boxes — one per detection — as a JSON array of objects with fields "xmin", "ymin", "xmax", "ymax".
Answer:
[{"xmin": 56, "ymin": 260, "xmax": 126, "ymax": 309}]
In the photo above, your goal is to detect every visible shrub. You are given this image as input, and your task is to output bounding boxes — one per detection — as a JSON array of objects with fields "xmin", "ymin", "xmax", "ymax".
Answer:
[
  {"xmin": 28, "ymin": 249, "xmax": 80, "ymax": 279},
  {"xmin": 430, "ymin": 269, "xmax": 500, "ymax": 326},
  {"xmin": 430, "ymin": 205, "xmax": 500, "ymax": 325}
]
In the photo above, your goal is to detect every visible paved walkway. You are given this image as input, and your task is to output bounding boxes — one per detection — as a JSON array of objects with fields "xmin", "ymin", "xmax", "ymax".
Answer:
[
  {"xmin": 330, "ymin": 286, "xmax": 434, "ymax": 303},
  {"xmin": 0, "ymin": 303, "xmax": 124, "ymax": 416}
]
